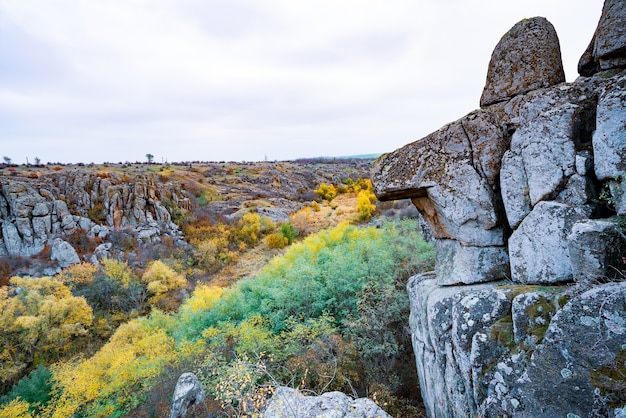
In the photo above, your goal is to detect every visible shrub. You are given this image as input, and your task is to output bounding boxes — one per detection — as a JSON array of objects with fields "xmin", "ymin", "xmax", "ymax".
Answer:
[
  {"xmin": 265, "ymin": 234, "xmax": 287, "ymax": 249},
  {"xmin": 1, "ymin": 365, "xmax": 53, "ymax": 409},
  {"xmin": 279, "ymin": 222, "xmax": 297, "ymax": 244},
  {"xmin": 314, "ymin": 183, "xmax": 337, "ymax": 201},
  {"xmin": 356, "ymin": 189, "xmax": 377, "ymax": 221}
]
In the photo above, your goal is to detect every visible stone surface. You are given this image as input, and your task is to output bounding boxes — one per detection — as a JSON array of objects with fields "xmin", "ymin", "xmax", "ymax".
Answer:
[
  {"xmin": 480, "ymin": 17, "xmax": 565, "ymax": 107},
  {"xmin": 50, "ymin": 238, "xmax": 80, "ymax": 268},
  {"xmin": 579, "ymin": 0, "xmax": 626, "ymax": 75},
  {"xmin": 169, "ymin": 372, "xmax": 205, "ymax": 418},
  {"xmin": 508, "ymin": 201, "xmax": 590, "ymax": 284},
  {"xmin": 408, "ymin": 275, "xmax": 626, "ymax": 418},
  {"xmin": 593, "ymin": 76, "xmax": 626, "ymax": 181},
  {"xmin": 262, "ymin": 387, "xmax": 390, "ymax": 418},
  {"xmin": 568, "ymin": 218, "xmax": 626, "ymax": 284},
  {"xmin": 435, "ymin": 240, "xmax": 509, "ymax": 285},
  {"xmin": 0, "ymin": 170, "xmax": 186, "ymax": 267},
  {"xmin": 372, "ymin": 4, "xmax": 626, "ymax": 418}
]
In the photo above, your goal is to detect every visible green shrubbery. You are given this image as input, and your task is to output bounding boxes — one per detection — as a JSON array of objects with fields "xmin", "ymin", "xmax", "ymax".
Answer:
[{"xmin": 0, "ymin": 219, "xmax": 434, "ymax": 417}]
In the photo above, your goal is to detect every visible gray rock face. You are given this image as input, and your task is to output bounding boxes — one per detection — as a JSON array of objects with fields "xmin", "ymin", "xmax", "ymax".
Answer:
[
  {"xmin": 579, "ymin": 0, "xmax": 626, "ymax": 76},
  {"xmin": 169, "ymin": 373, "xmax": 205, "ymax": 418},
  {"xmin": 594, "ymin": 78, "xmax": 626, "ymax": 181},
  {"xmin": 50, "ymin": 238, "xmax": 80, "ymax": 268},
  {"xmin": 262, "ymin": 387, "xmax": 390, "ymax": 418},
  {"xmin": 0, "ymin": 170, "xmax": 186, "ymax": 273},
  {"xmin": 508, "ymin": 202, "xmax": 590, "ymax": 284},
  {"xmin": 372, "ymin": 3, "xmax": 626, "ymax": 417},
  {"xmin": 480, "ymin": 17, "xmax": 565, "ymax": 107},
  {"xmin": 408, "ymin": 275, "xmax": 626, "ymax": 418}
]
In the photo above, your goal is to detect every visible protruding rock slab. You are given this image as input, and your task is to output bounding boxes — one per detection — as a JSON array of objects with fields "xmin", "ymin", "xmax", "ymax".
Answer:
[
  {"xmin": 480, "ymin": 17, "xmax": 565, "ymax": 107},
  {"xmin": 408, "ymin": 274, "xmax": 626, "ymax": 418},
  {"xmin": 508, "ymin": 201, "xmax": 590, "ymax": 284},
  {"xmin": 579, "ymin": 0, "xmax": 626, "ymax": 76}
]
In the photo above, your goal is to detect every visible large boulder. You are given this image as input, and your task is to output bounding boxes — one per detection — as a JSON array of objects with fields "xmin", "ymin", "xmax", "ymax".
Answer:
[
  {"xmin": 480, "ymin": 17, "xmax": 565, "ymax": 107},
  {"xmin": 50, "ymin": 238, "xmax": 80, "ymax": 268},
  {"xmin": 262, "ymin": 387, "xmax": 391, "ymax": 418},
  {"xmin": 169, "ymin": 373, "xmax": 206, "ymax": 418},
  {"xmin": 579, "ymin": 0, "xmax": 626, "ymax": 76},
  {"xmin": 593, "ymin": 76, "xmax": 626, "ymax": 181}
]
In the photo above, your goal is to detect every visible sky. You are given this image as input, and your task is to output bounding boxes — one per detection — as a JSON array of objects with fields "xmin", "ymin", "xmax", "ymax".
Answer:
[{"xmin": 0, "ymin": 0, "xmax": 604, "ymax": 164}]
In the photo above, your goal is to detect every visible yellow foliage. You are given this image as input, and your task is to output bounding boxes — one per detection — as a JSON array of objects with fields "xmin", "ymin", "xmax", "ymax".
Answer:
[
  {"xmin": 100, "ymin": 259, "xmax": 136, "ymax": 287},
  {"xmin": 141, "ymin": 260, "xmax": 187, "ymax": 303},
  {"xmin": 239, "ymin": 212, "xmax": 262, "ymax": 245},
  {"xmin": 314, "ymin": 183, "xmax": 337, "ymax": 201},
  {"xmin": 185, "ymin": 285, "xmax": 224, "ymax": 313},
  {"xmin": 0, "ymin": 399, "xmax": 32, "ymax": 418},
  {"xmin": 311, "ymin": 201, "xmax": 321, "ymax": 212},
  {"xmin": 356, "ymin": 189, "xmax": 377, "ymax": 221},
  {"xmin": 49, "ymin": 316, "xmax": 185, "ymax": 417},
  {"xmin": 60, "ymin": 262, "xmax": 98, "ymax": 284},
  {"xmin": 265, "ymin": 233, "xmax": 287, "ymax": 249}
]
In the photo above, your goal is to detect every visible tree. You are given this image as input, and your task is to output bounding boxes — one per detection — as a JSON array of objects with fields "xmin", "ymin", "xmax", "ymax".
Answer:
[
  {"xmin": 145, "ymin": 153, "xmax": 154, "ymax": 163},
  {"xmin": 3, "ymin": 156, "xmax": 11, "ymax": 164},
  {"xmin": 0, "ymin": 277, "xmax": 93, "ymax": 390},
  {"xmin": 33, "ymin": 157, "xmax": 41, "ymax": 166}
]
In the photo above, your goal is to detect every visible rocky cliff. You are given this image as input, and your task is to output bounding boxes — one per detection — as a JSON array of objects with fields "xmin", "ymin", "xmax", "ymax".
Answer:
[
  {"xmin": 372, "ymin": 1, "xmax": 626, "ymax": 417},
  {"xmin": 0, "ymin": 169, "xmax": 186, "ymax": 276}
]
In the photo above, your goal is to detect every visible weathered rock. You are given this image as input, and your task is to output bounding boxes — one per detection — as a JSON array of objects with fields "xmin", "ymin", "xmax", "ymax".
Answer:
[
  {"xmin": 579, "ymin": 0, "xmax": 626, "ymax": 75},
  {"xmin": 500, "ymin": 102, "xmax": 580, "ymax": 228},
  {"xmin": 435, "ymin": 240, "xmax": 509, "ymax": 285},
  {"xmin": 262, "ymin": 387, "xmax": 390, "ymax": 418},
  {"xmin": 508, "ymin": 201, "xmax": 590, "ymax": 284},
  {"xmin": 169, "ymin": 372, "xmax": 206, "ymax": 418},
  {"xmin": 408, "ymin": 274, "xmax": 626, "ymax": 418},
  {"xmin": 593, "ymin": 76, "xmax": 626, "ymax": 181},
  {"xmin": 480, "ymin": 17, "xmax": 565, "ymax": 107},
  {"xmin": 568, "ymin": 218, "xmax": 626, "ymax": 284},
  {"xmin": 50, "ymin": 238, "xmax": 80, "ymax": 268}
]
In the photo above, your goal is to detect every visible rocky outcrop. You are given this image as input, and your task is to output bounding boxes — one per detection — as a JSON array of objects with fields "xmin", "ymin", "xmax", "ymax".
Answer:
[
  {"xmin": 373, "ymin": 2, "xmax": 626, "ymax": 416},
  {"xmin": 579, "ymin": 0, "xmax": 626, "ymax": 76},
  {"xmin": 0, "ymin": 169, "xmax": 186, "ymax": 272},
  {"xmin": 262, "ymin": 387, "xmax": 391, "ymax": 418},
  {"xmin": 169, "ymin": 373, "xmax": 206, "ymax": 418}
]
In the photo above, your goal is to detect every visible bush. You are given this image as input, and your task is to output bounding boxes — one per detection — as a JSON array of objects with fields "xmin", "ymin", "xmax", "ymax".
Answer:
[
  {"xmin": 314, "ymin": 183, "xmax": 337, "ymax": 201},
  {"xmin": 279, "ymin": 223, "xmax": 297, "ymax": 244},
  {"xmin": 1, "ymin": 365, "xmax": 53, "ymax": 409},
  {"xmin": 265, "ymin": 234, "xmax": 287, "ymax": 249}
]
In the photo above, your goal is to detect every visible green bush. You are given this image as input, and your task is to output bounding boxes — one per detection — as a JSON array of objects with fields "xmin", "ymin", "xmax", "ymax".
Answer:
[{"xmin": 1, "ymin": 365, "xmax": 53, "ymax": 409}]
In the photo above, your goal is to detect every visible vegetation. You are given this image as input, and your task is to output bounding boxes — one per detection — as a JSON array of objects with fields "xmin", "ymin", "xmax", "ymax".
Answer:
[{"xmin": 0, "ymin": 163, "xmax": 432, "ymax": 416}]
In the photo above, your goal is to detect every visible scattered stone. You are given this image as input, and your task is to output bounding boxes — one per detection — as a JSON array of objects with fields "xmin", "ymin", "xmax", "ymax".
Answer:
[{"xmin": 262, "ymin": 387, "xmax": 391, "ymax": 418}]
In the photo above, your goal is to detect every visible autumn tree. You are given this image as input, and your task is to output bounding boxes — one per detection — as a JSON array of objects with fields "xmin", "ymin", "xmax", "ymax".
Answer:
[{"xmin": 0, "ymin": 277, "xmax": 93, "ymax": 390}]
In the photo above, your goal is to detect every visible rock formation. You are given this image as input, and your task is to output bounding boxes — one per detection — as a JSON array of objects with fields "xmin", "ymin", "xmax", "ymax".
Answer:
[
  {"xmin": 0, "ymin": 169, "xmax": 186, "ymax": 274},
  {"xmin": 262, "ymin": 387, "xmax": 391, "ymax": 418},
  {"xmin": 373, "ymin": 3, "xmax": 626, "ymax": 417},
  {"xmin": 169, "ymin": 373, "xmax": 206, "ymax": 418}
]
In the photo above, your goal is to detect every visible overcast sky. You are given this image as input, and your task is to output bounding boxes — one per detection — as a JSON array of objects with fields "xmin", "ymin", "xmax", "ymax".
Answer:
[{"xmin": 0, "ymin": 0, "xmax": 603, "ymax": 164}]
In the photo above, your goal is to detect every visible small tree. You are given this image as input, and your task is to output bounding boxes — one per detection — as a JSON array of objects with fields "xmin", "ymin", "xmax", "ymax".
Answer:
[
  {"xmin": 145, "ymin": 153, "xmax": 154, "ymax": 163},
  {"xmin": 33, "ymin": 157, "xmax": 41, "ymax": 166},
  {"xmin": 3, "ymin": 156, "xmax": 11, "ymax": 164}
]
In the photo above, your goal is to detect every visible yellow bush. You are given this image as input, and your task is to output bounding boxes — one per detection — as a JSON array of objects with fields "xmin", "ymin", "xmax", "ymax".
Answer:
[
  {"xmin": 265, "ymin": 233, "xmax": 287, "ymax": 249},
  {"xmin": 60, "ymin": 262, "xmax": 98, "ymax": 284},
  {"xmin": 314, "ymin": 183, "xmax": 337, "ymax": 201},
  {"xmin": 141, "ymin": 260, "xmax": 187, "ymax": 303},
  {"xmin": 357, "ymin": 189, "xmax": 377, "ymax": 221},
  {"xmin": 184, "ymin": 285, "xmax": 223, "ymax": 313},
  {"xmin": 311, "ymin": 201, "xmax": 321, "ymax": 212},
  {"xmin": 101, "ymin": 259, "xmax": 136, "ymax": 288},
  {"xmin": 0, "ymin": 399, "xmax": 32, "ymax": 418}
]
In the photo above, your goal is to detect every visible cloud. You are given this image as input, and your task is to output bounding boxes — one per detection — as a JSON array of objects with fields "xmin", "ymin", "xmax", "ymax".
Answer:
[{"xmin": 0, "ymin": 0, "xmax": 603, "ymax": 163}]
